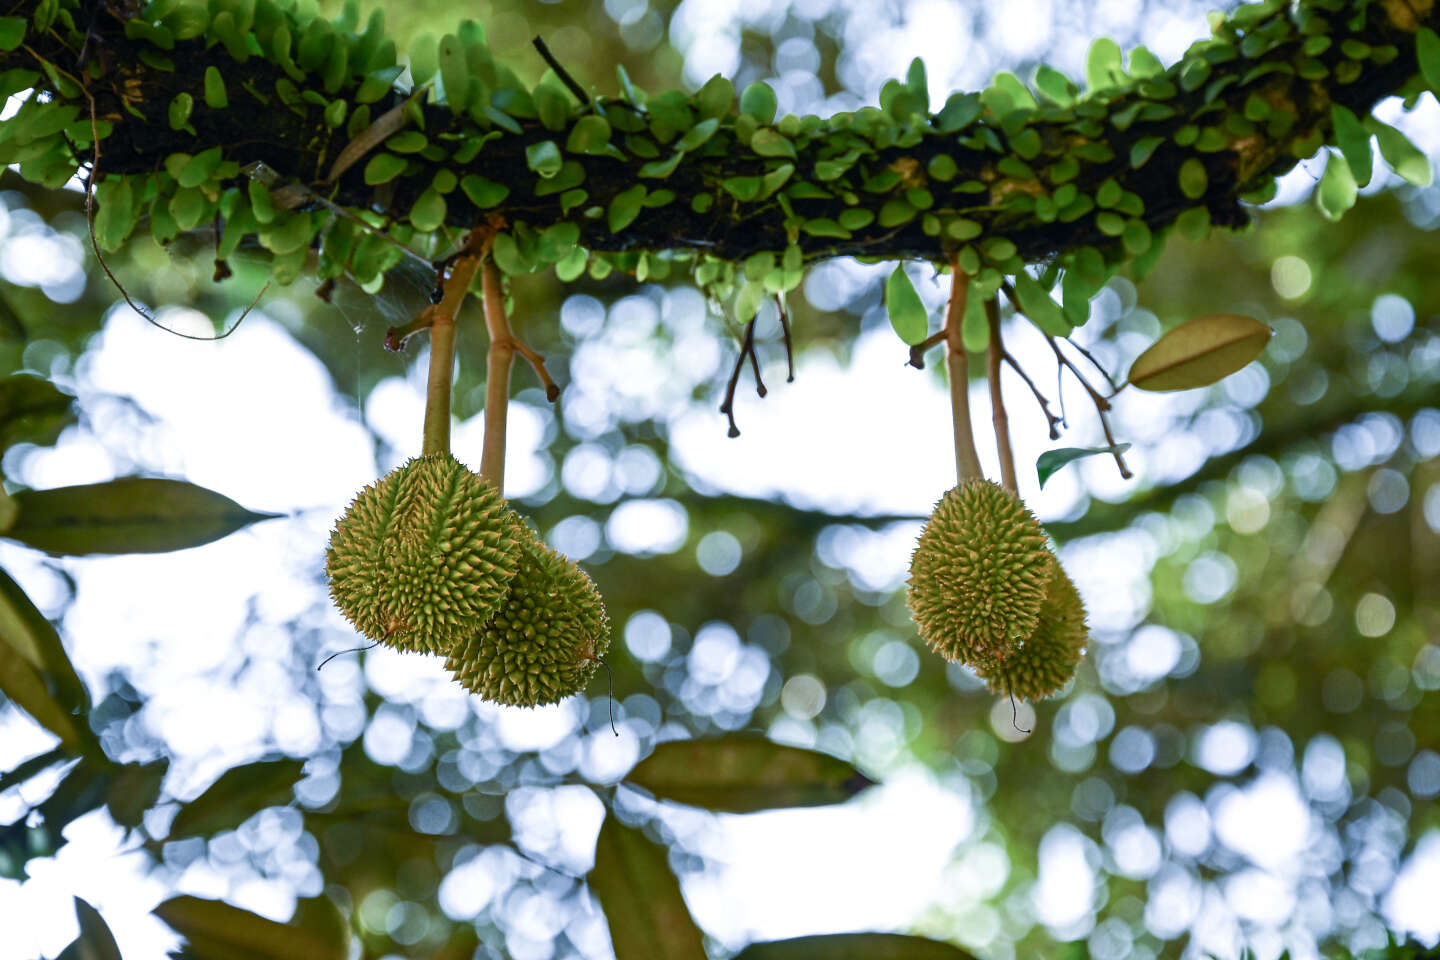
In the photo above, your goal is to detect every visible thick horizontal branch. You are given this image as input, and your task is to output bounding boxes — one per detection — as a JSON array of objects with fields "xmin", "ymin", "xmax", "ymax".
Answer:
[{"xmin": 3, "ymin": 0, "xmax": 1434, "ymax": 291}]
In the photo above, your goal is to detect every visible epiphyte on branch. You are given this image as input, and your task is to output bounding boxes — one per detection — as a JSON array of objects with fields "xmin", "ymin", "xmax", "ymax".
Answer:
[
  {"xmin": 906, "ymin": 479, "xmax": 1054, "ymax": 664},
  {"xmin": 325, "ymin": 454, "xmax": 520, "ymax": 655},
  {"xmin": 973, "ymin": 554, "xmax": 1088, "ymax": 701},
  {"xmin": 445, "ymin": 517, "xmax": 611, "ymax": 708}
]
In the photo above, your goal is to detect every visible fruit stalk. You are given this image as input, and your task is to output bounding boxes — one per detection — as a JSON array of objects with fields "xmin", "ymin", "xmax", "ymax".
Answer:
[
  {"xmin": 945, "ymin": 259, "xmax": 984, "ymax": 485},
  {"xmin": 986, "ymin": 297, "xmax": 1018, "ymax": 493},
  {"xmin": 481, "ymin": 259, "xmax": 514, "ymax": 495},
  {"xmin": 421, "ymin": 248, "xmax": 484, "ymax": 457}
]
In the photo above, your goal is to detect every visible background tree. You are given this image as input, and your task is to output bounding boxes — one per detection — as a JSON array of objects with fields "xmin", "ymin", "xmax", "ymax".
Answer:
[{"xmin": 1, "ymin": 0, "xmax": 1439, "ymax": 958}]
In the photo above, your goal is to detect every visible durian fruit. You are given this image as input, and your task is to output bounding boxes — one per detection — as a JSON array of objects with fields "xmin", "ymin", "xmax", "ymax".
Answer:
[
  {"xmin": 907, "ymin": 479, "xmax": 1053, "ymax": 663},
  {"xmin": 326, "ymin": 454, "xmax": 520, "ymax": 655},
  {"xmin": 973, "ymin": 554, "xmax": 1088, "ymax": 701},
  {"xmin": 445, "ymin": 518, "xmax": 611, "ymax": 707}
]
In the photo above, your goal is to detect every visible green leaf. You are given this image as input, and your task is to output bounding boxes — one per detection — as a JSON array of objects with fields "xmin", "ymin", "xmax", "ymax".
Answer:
[
  {"xmin": 154, "ymin": 895, "xmax": 347, "ymax": 960},
  {"xmin": 626, "ymin": 737, "xmax": 874, "ymax": 812},
  {"xmin": 0, "ymin": 373, "xmax": 75, "ymax": 454},
  {"xmin": 695, "ymin": 74, "xmax": 734, "ymax": 119},
  {"xmin": 885, "ymin": 266, "xmax": 928, "ymax": 345},
  {"xmin": 1417, "ymin": 27, "xmax": 1440, "ymax": 93},
  {"xmin": 58, "ymin": 898, "xmax": 123, "ymax": 960},
  {"xmin": 1178, "ymin": 157, "xmax": 1207, "ymax": 200},
  {"xmin": 639, "ymin": 151, "xmax": 684, "ymax": 179},
  {"xmin": 750, "ymin": 128, "xmax": 796, "ymax": 159},
  {"xmin": 0, "ymin": 564, "xmax": 89, "ymax": 718},
  {"xmin": 1129, "ymin": 135, "xmax": 1164, "ymax": 168},
  {"xmin": 105, "ymin": 759, "xmax": 167, "ymax": 829},
  {"xmin": 203, "ymin": 65, "xmax": 228, "ymax": 109},
  {"xmin": 800, "ymin": 217, "xmax": 851, "ymax": 239},
  {"xmin": 1316, "ymin": 149, "xmax": 1357, "ymax": 221},
  {"xmin": 526, "ymin": 140, "xmax": 563, "ymax": 178},
  {"xmin": 674, "ymin": 117, "xmax": 720, "ymax": 152},
  {"xmin": 608, "ymin": 184, "xmax": 647, "ymax": 232},
  {"xmin": 363, "ymin": 152, "xmax": 406, "ymax": 185},
  {"xmin": 409, "ymin": 188, "xmax": 446, "ymax": 232},
  {"xmin": 167, "ymin": 759, "xmax": 306, "ymax": 841},
  {"xmin": 565, "ymin": 115, "xmax": 612, "ymax": 154},
  {"xmin": 1330, "ymin": 103, "xmax": 1372, "ymax": 187},
  {"xmin": 1085, "ymin": 37, "xmax": 1124, "ymax": 92},
  {"xmin": 0, "ymin": 638, "xmax": 89, "ymax": 749},
  {"xmin": 0, "ymin": 17, "xmax": 26, "ymax": 52},
  {"xmin": 4, "ymin": 477, "xmax": 280, "ymax": 556},
  {"xmin": 1367, "ymin": 116, "xmax": 1433, "ymax": 186},
  {"xmin": 168, "ymin": 92, "xmax": 193, "ymax": 130},
  {"xmin": 591, "ymin": 816, "xmax": 706, "ymax": 960},
  {"xmin": 1036, "ymin": 444, "xmax": 1132, "ymax": 487},
  {"xmin": 177, "ymin": 147, "xmax": 223, "ymax": 189},
  {"xmin": 734, "ymin": 933, "xmax": 980, "ymax": 960},
  {"xmin": 1012, "ymin": 272, "xmax": 1069, "ymax": 336},
  {"xmin": 460, "ymin": 173, "xmax": 509, "ymax": 208},
  {"xmin": 740, "ymin": 81, "xmax": 777, "ymax": 124},
  {"xmin": 1032, "ymin": 64, "xmax": 1076, "ymax": 106},
  {"xmin": 1127, "ymin": 313, "xmax": 1272, "ymax": 391}
]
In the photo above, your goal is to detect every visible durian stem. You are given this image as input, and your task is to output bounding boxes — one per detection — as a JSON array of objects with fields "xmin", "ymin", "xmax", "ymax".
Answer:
[
  {"xmin": 480, "ymin": 259, "xmax": 514, "ymax": 496},
  {"xmin": 986, "ymin": 298, "xmax": 1018, "ymax": 494},
  {"xmin": 421, "ymin": 246, "xmax": 485, "ymax": 458},
  {"xmin": 945, "ymin": 258, "xmax": 984, "ymax": 486}
]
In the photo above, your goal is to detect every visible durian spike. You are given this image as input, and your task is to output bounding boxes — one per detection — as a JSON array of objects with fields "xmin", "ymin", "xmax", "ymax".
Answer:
[
  {"xmin": 945, "ymin": 255, "xmax": 984, "ymax": 486},
  {"xmin": 974, "ymin": 553, "xmax": 1089, "ymax": 701}
]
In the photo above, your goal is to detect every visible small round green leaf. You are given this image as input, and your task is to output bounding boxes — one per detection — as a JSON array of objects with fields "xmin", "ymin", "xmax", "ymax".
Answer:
[
  {"xmin": 884, "ymin": 265, "xmax": 928, "ymax": 345},
  {"xmin": 363, "ymin": 153, "xmax": 406, "ymax": 185},
  {"xmin": 526, "ymin": 140, "xmax": 564, "ymax": 178},
  {"xmin": 740, "ymin": 81, "xmax": 777, "ymax": 124},
  {"xmin": 1178, "ymin": 157, "xmax": 1207, "ymax": 200}
]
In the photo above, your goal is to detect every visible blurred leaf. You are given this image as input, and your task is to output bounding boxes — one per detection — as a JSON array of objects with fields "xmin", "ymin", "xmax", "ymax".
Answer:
[
  {"xmin": 1036, "ymin": 444, "xmax": 1132, "ymax": 488},
  {"xmin": 885, "ymin": 265, "xmax": 928, "ymax": 345},
  {"xmin": 1127, "ymin": 313, "xmax": 1272, "ymax": 392},
  {"xmin": 627, "ymin": 736, "xmax": 875, "ymax": 813},
  {"xmin": 56, "ymin": 897, "xmax": 124, "ymax": 960},
  {"xmin": 3, "ymin": 478, "xmax": 281, "ymax": 556},
  {"xmin": 1330, "ymin": 104, "xmax": 1372, "ymax": 187},
  {"xmin": 591, "ymin": 815, "xmax": 705, "ymax": 960},
  {"xmin": 1316, "ymin": 150, "xmax": 1357, "ymax": 221},
  {"xmin": 1367, "ymin": 117, "xmax": 1433, "ymax": 187},
  {"xmin": 0, "ymin": 564, "xmax": 90, "ymax": 715},
  {"xmin": 734, "ymin": 933, "xmax": 980, "ymax": 960},
  {"xmin": 167, "ymin": 759, "xmax": 305, "ymax": 841},
  {"xmin": 0, "ymin": 373, "xmax": 75, "ymax": 456},
  {"xmin": 0, "ymin": 636, "xmax": 91, "ymax": 749},
  {"xmin": 1012, "ymin": 272, "xmax": 1070, "ymax": 335},
  {"xmin": 286, "ymin": 897, "xmax": 349, "ymax": 960},
  {"xmin": 154, "ymin": 896, "xmax": 347, "ymax": 960},
  {"xmin": 105, "ymin": 759, "xmax": 168, "ymax": 829},
  {"xmin": 0, "ymin": 290, "xmax": 25, "ymax": 340},
  {"xmin": 0, "ymin": 744, "xmax": 67, "ymax": 793}
]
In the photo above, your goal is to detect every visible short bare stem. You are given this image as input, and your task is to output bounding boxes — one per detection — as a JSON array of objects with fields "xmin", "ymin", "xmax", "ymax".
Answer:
[
  {"xmin": 421, "ymin": 240, "xmax": 485, "ymax": 457},
  {"xmin": 907, "ymin": 329, "xmax": 947, "ymax": 369},
  {"xmin": 986, "ymin": 298, "xmax": 1017, "ymax": 494},
  {"xmin": 481, "ymin": 259, "xmax": 514, "ymax": 493},
  {"xmin": 999, "ymin": 350, "xmax": 1063, "ymax": 439},
  {"xmin": 1045, "ymin": 335, "xmax": 1133, "ymax": 480},
  {"xmin": 945, "ymin": 259, "xmax": 984, "ymax": 485}
]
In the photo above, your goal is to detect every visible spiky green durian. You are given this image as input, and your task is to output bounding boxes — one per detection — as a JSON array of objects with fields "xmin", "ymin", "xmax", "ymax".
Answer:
[
  {"xmin": 326, "ymin": 454, "xmax": 519, "ymax": 655},
  {"xmin": 906, "ymin": 480, "xmax": 1053, "ymax": 663},
  {"xmin": 974, "ymin": 555, "xmax": 1088, "ymax": 701},
  {"xmin": 445, "ymin": 518, "xmax": 611, "ymax": 707}
]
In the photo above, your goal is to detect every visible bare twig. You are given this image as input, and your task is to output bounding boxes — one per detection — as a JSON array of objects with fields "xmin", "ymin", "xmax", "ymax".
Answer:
[
  {"xmin": 945, "ymin": 259, "xmax": 984, "ymax": 485},
  {"xmin": 999, "ymin": 349, "xmax": 1063, "ymax": 439},
  {"xmin": 532, "ymin": 36, "xmax": 592, "ymax": 107},
  {"xmin": 907, "ymin": 329, "xmax": 946, "ymax": 369},
  {"xmin": 1060, "ymin": 335, "xmax": 1121, "ymax": 396},
  {"xmin": 1045, "ymin": 335, "xmax": 1133, "ymax": 480},
  {"xmin": 775, "ymin": 295, "xmax": 795, "ymax": 383},
  {"xmin": 511, "ymin": 338, "xmax": 561, "ymax": 402},
  {"xmin": 385, "ymin": 303, "xmax": 439, "ymax": 352},
  {"xmin": 986, "ymin": 298, "xmax": 1018, "ymax": 493},
  {"xmin": 719, "ymin": 318, "xmax": 764, "ymax": 437}
]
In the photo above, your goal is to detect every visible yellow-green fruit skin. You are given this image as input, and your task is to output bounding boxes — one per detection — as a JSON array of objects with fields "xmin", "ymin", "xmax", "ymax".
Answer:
[
  {"xmin": 326, "ymin": 454, "xmax": 519, "ymax": 655},
  {"xmin": 445, "ymin": 519, "xmax": 611, "ymax": 708},
  {"xmin": 907, "ymin": 480, "xmax": 1053, "ymax": 663},
  {"xmin": 975, "ymin": 555, "xmax": 1088, "ymax": 701}
]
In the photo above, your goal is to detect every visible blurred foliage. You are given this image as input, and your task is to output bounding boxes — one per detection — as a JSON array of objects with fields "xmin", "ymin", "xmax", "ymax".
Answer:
[{"xmin": 1, "ymin": 0, "xmax": 1439, "ymax": 959}]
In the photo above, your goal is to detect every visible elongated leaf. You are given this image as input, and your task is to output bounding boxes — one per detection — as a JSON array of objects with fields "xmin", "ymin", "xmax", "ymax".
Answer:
[
  {"xmin": 0, "ymin": 565, "xmax": 89, "ymax": 714},
  {"xmin": 0, "ymin": 745, "xmax": 67, "ymax": 793},
  {"xmin": 1316, "ymin": 150, "xmax": 1357, "ymax": 221},
  {"xmin": 591, "ymin": 815, "xmax": 705, "ymax": 960},
  {"xmin": 55, "ymin": 898, "xmax": 123, "ymax": 960},
  {"xmin": 1012, "ymin": 272, "xmax": 1069, "ymax": 335},
  {"xmin": 1330, "ymin": 104, "xmax": 1372, "ymax": 187},
  {"xmin": 735, "ymin": 933, "xmax": 980, "ymax": 960},
  {"xmin": 627, "ymin": 736, "xmax": 875, "ymax": 813},
  {"xmin": 1036, "ymin": 444, "xmax": 1132, "ymax": 488},
  {"xmin": 0, "ymin": 373, "xmax": 75, "ymax": 454},
  {"xmin": 154, "ymin": 896, "xmax": 347, "ymax": 960},
  {"xmin": 885, "ymin": 266, "xmax": 928, "ymax": 345},
  {"xmin": 1367, "ymin": 117, "xmax": 1434, "ymax": 187},
  {"xmin": 167, "ymin": 758, "xmax": 305, "ymax": 841},
  {"xmin": 1127, "ymin": 313, "xmax": 1271, "ymax": 392},
  {"xmin": 0, "ymin": 642, "xmax": 89, "ymax": 749},
  {"xmin": 3, "ymin": 478, "xmax": 280, "ymax": 556},
  {"xmin": 1418, "ymin": 27, "xmax": 1440, "ymax": 93}
]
